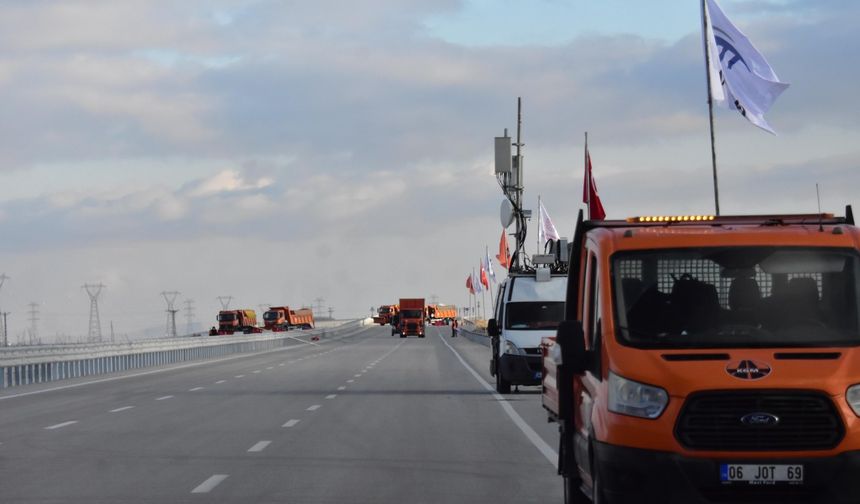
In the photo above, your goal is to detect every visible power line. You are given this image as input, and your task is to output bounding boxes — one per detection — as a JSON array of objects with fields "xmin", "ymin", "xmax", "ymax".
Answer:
[
  {"xmin": 184, "ymin": 299, "xmax": 195, "ymax": 335},
  {"xmin": 82, "ymin": 283, "xmax": 106, "ymax": 342},
  {"xmin": 217, "ymin": 296, "xmax": 233, "ymax": 310},
  {"xmin": 0, "ymin": 274, "xmax": 9, "ymax": 346},
  {"xmin": 162, "ymin": 291, "xmax": 180, "ymax": 338}
]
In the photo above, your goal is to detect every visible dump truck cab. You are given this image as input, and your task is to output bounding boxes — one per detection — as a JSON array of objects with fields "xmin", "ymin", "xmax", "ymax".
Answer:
[{"xmin": 544, "ymin": 208, "xmax": 860, "ymax": 503}]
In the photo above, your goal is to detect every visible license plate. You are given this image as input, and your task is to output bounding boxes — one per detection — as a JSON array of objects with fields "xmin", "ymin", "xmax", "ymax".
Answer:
[{"xmin": 720, "ymin": 464, "xmax": 804, "ymax": 485}]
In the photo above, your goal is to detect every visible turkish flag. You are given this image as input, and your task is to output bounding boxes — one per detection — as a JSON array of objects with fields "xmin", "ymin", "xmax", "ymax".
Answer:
[
  {"xmin": 583, "ymin": 149, "xmax": 606, "ymax": 220},
  {"xmin": 480, "ymin": 263, "xmax": 489, "ymax": 289},
  {"xmin": 465, "ymin": 274, "xmax": 474, "ymax": 294}
]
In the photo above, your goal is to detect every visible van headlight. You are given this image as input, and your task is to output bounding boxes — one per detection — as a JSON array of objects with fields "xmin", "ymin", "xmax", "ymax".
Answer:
[
  {"xmin": 608, "ymin": 372, "xmax": 669, "ymax": 419},
  {"xmin": 504, "ymin": 340, "xmax": 527, "ymax": 356},
  {"xmin": 846, "ymin": 384, "xmax": 860, "ymax": 416}
]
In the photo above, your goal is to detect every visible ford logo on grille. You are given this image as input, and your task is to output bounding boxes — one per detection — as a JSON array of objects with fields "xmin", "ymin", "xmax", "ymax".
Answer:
[{"xmin": 740, "ymin": 412, "xmax": 780, "ymax": 426}]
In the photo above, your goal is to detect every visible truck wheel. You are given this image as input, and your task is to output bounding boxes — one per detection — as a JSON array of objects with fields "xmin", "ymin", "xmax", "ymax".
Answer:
[
  {"xmin": 495, "ymin": 371, "xmax": 511, "ymax": 394},
  {"xmin": 419, "ymin": 334, "xmax": 425, "ymax": 338},
  {"xmin": 400, "ymin": 333, "xmax": 406, "ymax": 338}
]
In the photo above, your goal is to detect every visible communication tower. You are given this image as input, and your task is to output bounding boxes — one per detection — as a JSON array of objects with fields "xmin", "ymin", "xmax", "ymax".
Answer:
[{"xmin": 184, "ymin": 299, "xmax": 195, "ymax": 335}]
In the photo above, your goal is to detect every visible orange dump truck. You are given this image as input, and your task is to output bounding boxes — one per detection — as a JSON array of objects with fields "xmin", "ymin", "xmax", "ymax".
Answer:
[
  {"xmin": 426, "ymin": 304, "xmax": 457, "ymax": 324},
  {"xmin": 374, "ymin": 304, "xmax": 399, "ymax": 325},
  {"xmin": 543, "ymin": 208, "xmax": 860, "ymax": 504},
  {"xmin": 215, "ymin": 309, "xmax": 259, "ymax": 335},
  {"xmin": 393, "ymin": 298, "xmax": 425, "ymax": 338},
  {"xmin": 263, "ymin": 306, "xmax": 315, "ymax": 331}
]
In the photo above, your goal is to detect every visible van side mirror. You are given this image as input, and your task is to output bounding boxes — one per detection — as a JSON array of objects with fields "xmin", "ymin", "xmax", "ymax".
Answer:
[
  {"xmin": 487, "ymin": 318, "xmax": 499, "ymax": 337},
  {"xmin": 557, "ymin": 320, "xmax": 587, "ymax": 375}
]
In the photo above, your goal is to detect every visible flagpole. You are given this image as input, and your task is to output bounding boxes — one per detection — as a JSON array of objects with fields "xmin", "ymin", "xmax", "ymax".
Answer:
[
  {"xmin": 702, "ymin": 0, "xmax": 721, "ymax": 216},
  {"xmin": 486, "ymin": 245, "xmax": 495, "ymax": 315},
  {"xmin": 585, "ymin": 132, "xmax": 590, "ymax": 220},
  {"xmin": 537, "ymin": 195, "xmax": 542, "ymax": 253}
]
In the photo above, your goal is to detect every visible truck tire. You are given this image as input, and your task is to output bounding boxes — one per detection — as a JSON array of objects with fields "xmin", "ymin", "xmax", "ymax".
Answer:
[
  {"xmin": 400, "ymin": 333, "xmax": 406, "ymax": 338},
  {"xmin": 495, "ymin": 370, "xmax": 511, "ymax": 394},
  {"xmin": 419, "ymin": 334, "xmax": 425, "ymax": 338}
]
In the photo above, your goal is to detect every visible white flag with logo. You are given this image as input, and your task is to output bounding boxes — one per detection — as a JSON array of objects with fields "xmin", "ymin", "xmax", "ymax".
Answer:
[
  {"xmin": 538, "ymin": 200, "xmax": 560, "ymax": 246},
  {"xmin": 484, "ymin": 249, "xmax": 496, "ymax": 283},
  {"xmin": 704, "ymin": 0, "xmax": 789, "ymax": 134}
]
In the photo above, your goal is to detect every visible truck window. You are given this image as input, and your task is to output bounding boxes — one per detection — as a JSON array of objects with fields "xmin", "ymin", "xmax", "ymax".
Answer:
[
  {"xmin": 612, "ymin": 246, "xmax": 860, "ymax": 348},
  {"xmin": 217, "ymin": 313, "xmax": 236, "ymax": 322},
  {"xmin": 504, "ymin": 302, "xmax": 564, "ymax": 330},
  {"xmin": 263, "ymin": 311, "xmax": 279, "ymax": 321}
]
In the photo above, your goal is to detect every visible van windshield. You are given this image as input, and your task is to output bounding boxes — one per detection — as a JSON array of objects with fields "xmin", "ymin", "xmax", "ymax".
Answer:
[
  {"xmin": 612, "ymin": 247, "xmax": 860, "ymax": 348},
  {"xmin": 505, "ymin": 302, "xmax": 564, "ymax": 330}
]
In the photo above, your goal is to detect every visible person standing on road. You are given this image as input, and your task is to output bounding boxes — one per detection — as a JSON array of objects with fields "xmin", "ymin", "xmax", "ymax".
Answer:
[{"xmin": 451, "ymin": 318, "xmax": 458, "ymax": 337}]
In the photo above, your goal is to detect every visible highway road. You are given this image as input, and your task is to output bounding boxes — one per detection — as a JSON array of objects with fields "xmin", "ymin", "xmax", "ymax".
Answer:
[{"xmin": 0, "ymin": 324, "xmax": 562, "ymax": 503}]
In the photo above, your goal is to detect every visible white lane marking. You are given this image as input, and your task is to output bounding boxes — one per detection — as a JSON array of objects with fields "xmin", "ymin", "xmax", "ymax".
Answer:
[
  {"xmin": 437, "ymin": 332, "xmax": 558, "ymax": 468},
  {"xmin": 215, "ymin": 380, "xmax": 226, "ymax": 384},
  {"xmin": 247, "ymin": 441, "xmax": 272, "ymax": 452},
  {"xmin": 279, "ymin": 363, "xmax": 285, "ymax": 366},
  {"xmin": 325, "ymin": 394, "xmax": 337, "ymax": 399},
  {"xmin": 347, "ymin": 379, "xmax": 355, "ymax": 383},
  {"xmin": 110, "ymin": 406, "xmax": 134, "ymax": 413},
  {"xmin": 45, "ymin": 421, "xmax": 77, "ymax": 430},
  {"xmin": 337, "ymin": 386, "xmax": 346, "ymax": 391},
  {"xmin": 191, "ymin": 474, "xmax": 228, "ymax": 494},
  {"xmin": 306, "ymin": 404, "xmax": 321, "ymax": 411},
  {"xmin": 0, "ymin": 334, "xmax": 345, "ymax": 402},
  {"xmin": 252, "ymin": 370, "xmax": 262, "ymax": 374},
  {"xmin": 156, "ymin": 395, "xmax": 174, "ymax": 401},
  {"xmin": 282, "ymin": 419, "xmax": 300, "ymax": 428},
  {"xmin": 189, "ymin": 387, "xmax": 204, "ymax": 392},
  {"xmin": 235, "ymin": 375, "xmax": 245, "ymax": 378},
  {"xmin": 266, "ymin": 366, "xmax": 273, "ymax": 370},
  {"xmin": 354, "ymin": 374, "xmax": 362, "ymax": 378}
]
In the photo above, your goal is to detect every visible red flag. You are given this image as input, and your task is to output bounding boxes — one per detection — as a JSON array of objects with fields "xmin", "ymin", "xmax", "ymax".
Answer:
[
  {"xmin": 466, "ymin": 274, "xmax": 474, "ymax": 294},
  {"xmin": 495, "ymin": 230, "xmax": 511, "ymax": 270},
  {"xmin": 583, "ymin": 149, "xmax": 606, "ymax": 220},
  {"xmin": 480, "ymin": 262, "xmax": 489, "ymax": 289}
]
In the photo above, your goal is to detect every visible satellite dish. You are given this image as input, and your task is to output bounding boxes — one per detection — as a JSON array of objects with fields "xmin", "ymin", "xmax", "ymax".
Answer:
[{"xmin": 500, "ymin": 199, "xmax": 515, "ymax": 229}]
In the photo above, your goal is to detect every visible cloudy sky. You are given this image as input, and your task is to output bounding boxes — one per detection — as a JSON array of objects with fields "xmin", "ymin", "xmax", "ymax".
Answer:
[{"xmin": 0, "ymin": 0, "xmax": 858, "ymax": 342}]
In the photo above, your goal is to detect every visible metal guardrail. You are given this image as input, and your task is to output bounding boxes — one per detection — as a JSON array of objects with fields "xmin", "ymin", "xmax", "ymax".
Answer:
[{"xmin": 0, "ymin": 318, "xmax": 372, "ymax": 390}]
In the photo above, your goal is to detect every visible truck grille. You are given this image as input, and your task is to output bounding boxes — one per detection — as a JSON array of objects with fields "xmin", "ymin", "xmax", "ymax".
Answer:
[
  {"xmin": 675, "ymin": 390, "xmax": 844, "ymax": 451},
  {"xmin": 406, "ymin": 323, "xmax": 417, "ymax": 331}
]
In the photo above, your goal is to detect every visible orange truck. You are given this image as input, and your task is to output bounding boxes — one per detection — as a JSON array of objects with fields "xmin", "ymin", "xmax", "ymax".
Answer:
[
  {"xmin": 263, "ymin": 306, "xmax": 315, "ymax": 331},
  {"xmin": 215, "ymin": 309, "xmax": 259, "ymax": 335},
  {"xmin": 393, "ymin": 298, "xmax": 425, "ymax": 338},
  {"xmin": 426, "ymin": 304, "xmax": 457, "ymax": 324},
  {"xmin": 374, "ymin": 304, "xmax": 399, "ymax": 326},
  {"xmin": 543, "ymin": 208, "xmax": 860, "ymax": 503}
]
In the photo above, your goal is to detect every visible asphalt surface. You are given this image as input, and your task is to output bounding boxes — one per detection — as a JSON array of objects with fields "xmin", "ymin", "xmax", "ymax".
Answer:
[{"xmin": 0, "ymin": 325, "xmax": 562, "ymax": 503}]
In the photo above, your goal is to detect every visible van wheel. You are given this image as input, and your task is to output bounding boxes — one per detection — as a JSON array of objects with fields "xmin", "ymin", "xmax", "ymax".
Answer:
[
  {"xmin": 495, "ymin": 371, "xmax": 511, "ymax": 394},
  {"xmin": 564, "ymin": 475, "xmax": 589, "ymax": 504}
]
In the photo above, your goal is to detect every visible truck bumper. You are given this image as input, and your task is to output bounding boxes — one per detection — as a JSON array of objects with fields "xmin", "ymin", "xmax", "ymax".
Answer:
[
  {"xmin": 498, "ymin": 354, "xmax": 542, "ymax": 386},
  {"xmin": 593, "ymin": 440, "xmax": 860, "ymax": 503}
]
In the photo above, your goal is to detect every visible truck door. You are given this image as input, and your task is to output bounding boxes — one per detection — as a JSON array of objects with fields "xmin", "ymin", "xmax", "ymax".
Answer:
[{"xmin": 575, "ymin": 248, "xmax": 602, "ymax": 475}]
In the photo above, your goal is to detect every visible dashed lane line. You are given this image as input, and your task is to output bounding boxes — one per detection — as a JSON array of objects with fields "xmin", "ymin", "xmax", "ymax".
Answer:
[
  {"xmin": 191, "ymin": 474, "xmax": 228, "ymax": 494},
  {"xmin": 235, "ymin": 375, "xmax": 245, "ymax": 378},
  {"xmin": 45, "ymin": 421, "xmax": 77, "ymax": 430},
  {"xmin": 307, "ymin": 404, "xmax": 321, "ymax": 411},
  {"xmin": 110, "ymin": 406, "xmax": 134, "ymax": 413},
  {"xmin": 247, "ymin": 441, "xmax": 272, "ymax": 453},
  {"xmin": 282, "ymin": 419, "xmax": 300, "ymax": 428},
  {"xmin": 337, "ymin": 386, "xmax": 346, "ymax": 391},
  {"xmin": 156, "ymin": 395, "xmax": 174, "ymax": 401},
  {"xmin": 189, "ymin": 387, "xmax": 204, "ymax": 392},
  {"xmin": 326, "ymin": 394, "xmax": 337, "ymax": 399},
  {"xmin": 215, "ymin": 380, "xmax": 226, "ymax": 384}
]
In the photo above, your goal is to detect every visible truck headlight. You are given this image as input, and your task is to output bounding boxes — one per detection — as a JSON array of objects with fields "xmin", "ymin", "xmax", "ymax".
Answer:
[
  {"xmin": 608, "ymin": 371, "xmax": 668, "ymax": 419},
  {"xmin": 504, "ymin": 340, "xmax": 527, "ymax": 356},
  {"xmin": 846, "ymin": 384, "xmax": 860, "ymax": 416}
]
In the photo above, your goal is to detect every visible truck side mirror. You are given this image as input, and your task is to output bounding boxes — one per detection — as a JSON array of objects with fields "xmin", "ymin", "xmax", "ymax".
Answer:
[
  {"xmin": 487, "ymin": 318, "xmax": 499, "ymax": 337},
  {"xmin": 557, "ymin": 320, "xmax": 587, "ymax": 375}
]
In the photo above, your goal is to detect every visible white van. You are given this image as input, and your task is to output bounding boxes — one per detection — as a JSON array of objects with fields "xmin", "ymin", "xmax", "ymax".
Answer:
[{"xmin": 488, "ymin": 271, "xmax": 567, "ymax": 393}]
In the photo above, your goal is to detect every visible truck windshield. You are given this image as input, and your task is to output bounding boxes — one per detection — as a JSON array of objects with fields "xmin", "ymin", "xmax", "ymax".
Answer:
[
  {"xmin": 401, "ymin": 310, "xmax": 423, "ymax": 319},
  {"xmin": 505, "ymin": 302, "xmax": 564, "ymax": 330},
  {"xmin": 218, "ymin": 314, "xmax": 236, "ymax": 322},
  {"xmin": 379, "ymin": 307, "xmax": 391, "ymax": 314},
  {"xmin": 612, "ymin": 247, "xmax": 860, "ymax": 348},
  {"xmin": 263, "ymin": 311, "xmax": 279, "ymax": 321}
]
